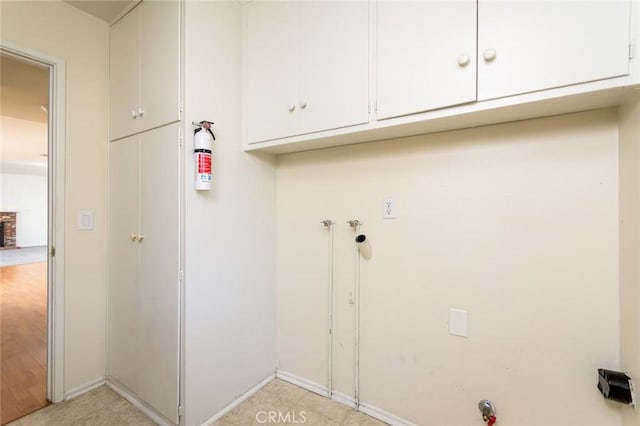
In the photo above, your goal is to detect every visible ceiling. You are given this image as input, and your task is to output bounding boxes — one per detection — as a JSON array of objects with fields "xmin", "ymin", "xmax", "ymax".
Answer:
[
  {"xmin": 64, "ymin": 0, "xmax": 137, "ymax": 23},
  {"xmin": 0, "ymin": 54, "xmax": 49, "ymax": 167},
  {"xmin": 0, "ymin": 55, "xmax": 49, "ymax": 124}
]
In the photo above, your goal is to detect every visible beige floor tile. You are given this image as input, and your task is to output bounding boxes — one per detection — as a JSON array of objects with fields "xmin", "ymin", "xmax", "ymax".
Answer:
[
  {"xmin": 68, "ymin": 409, "xmax": 125, "ymax": 426},
  {"xmin": 298, "ymin": 392, "xmax": 353, "ymax": 423},
  {"xmin": 88, "ymin": 386, "xmax": 124, "ymax": 407},
  {"xmin": 211, "ymin": 418, "xmax": 239, "ymax": 426},
  {"xmin": 296, "ymin": 409, "xmax": 340, "ymax": 425},
  {"xmin": 12, "ymin": 387, "xmax": 156, "ymax": 426},
  {"xmin": 221, "ymin": 391, "xmax": 286, "ymax": 425},
  {"xmin": 343, "ymin": 411, "xmax": 388, "ymax": 426},
  {"xmin": 262, "ymin": 379, "xmax": 310, "ymax": 403},
  {"xmin": 116, "ymin": 407, "xmax": 158, "ymax": 426}
]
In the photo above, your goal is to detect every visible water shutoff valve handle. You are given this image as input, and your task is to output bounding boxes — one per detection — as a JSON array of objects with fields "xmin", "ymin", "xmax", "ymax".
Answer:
[{"xmin": 478, "ymin": 400, "xmax": 496, "ymax": 424}]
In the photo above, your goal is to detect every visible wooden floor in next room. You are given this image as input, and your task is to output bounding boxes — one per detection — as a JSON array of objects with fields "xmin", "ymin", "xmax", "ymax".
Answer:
[{"xmin": 0, "ymin": 261, "xmax": 49, "ymax": 425}]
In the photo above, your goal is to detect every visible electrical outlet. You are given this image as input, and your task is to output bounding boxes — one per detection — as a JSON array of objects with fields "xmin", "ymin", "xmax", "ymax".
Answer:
[{"xmin": 383, "ymin": 198, "xmax": 396, "ymax": 219}]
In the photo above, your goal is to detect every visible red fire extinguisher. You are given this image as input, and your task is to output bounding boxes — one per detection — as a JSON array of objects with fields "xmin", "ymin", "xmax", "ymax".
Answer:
[{"xmin": 194, "ymin": 121, "xmax": 215, "ymax": 191}]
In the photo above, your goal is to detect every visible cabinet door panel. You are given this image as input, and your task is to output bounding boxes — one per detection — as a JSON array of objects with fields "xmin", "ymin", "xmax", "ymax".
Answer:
[
  {"xmin": 478, "ymin": 0, "xmax": 631, "ymax": 101},
  {"xmin": 110, "ymin": 9, "xmax": 140, "ymax": 140},
  {"xmin": 140, "ymin": 0, "xmax": 181, "ymax": 132},
  {"xmin": 138, "ymin": 124, "xmax": 180, "ymax": 424},
  {"xmin": 107, "ymin": 136, "xmax": 140, "ymax": 392},
  {"xmin": 246, "ymin": 1, "xmax": 299, "ymax": 143},
  {"xmin": 298, "ymin": 1, "xmax": 369, "ymax": 133},
  {"xmin": 377, "ymin": 1, "xmax": 477, "ymax": 119}
]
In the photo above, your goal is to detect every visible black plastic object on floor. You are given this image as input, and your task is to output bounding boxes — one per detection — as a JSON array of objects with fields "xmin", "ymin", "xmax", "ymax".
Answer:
[{"xmin": 597, "ymin": 368, "xmax": 634, "ymax": 405}]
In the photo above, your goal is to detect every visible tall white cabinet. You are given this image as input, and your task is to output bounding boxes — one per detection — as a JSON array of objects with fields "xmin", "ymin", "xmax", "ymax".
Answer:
[
  {"xmin": 108, "ymin": 1, "xmax": 182, "ymax": 424},
  {"xmin": 108, "ymin": 124, "xmax": 181, "ymax": 424}
]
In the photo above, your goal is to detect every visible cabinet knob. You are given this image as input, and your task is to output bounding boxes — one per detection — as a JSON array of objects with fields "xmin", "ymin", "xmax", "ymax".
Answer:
[
  {"xmin": 287, "ymin": 104, "xmax": 296, "ymax": 112},
  {"xmin": 482, "ymin": 48, "xmax": 497, "ymax": 62},
  {"xmin": 457, "ymin": 54, "xmax": 470, "ymax": 67},
  {"xmin": 138, "ymin": 108, "xmax": 145, "ymax": 117},
  {"xmin": 137, "ymin": 234, "xmax": 144, "ymax": 242},
  {"xmin": 130, "ymin": 233, "xmax": 138, "ymax": 241},
  {"xmin": 131, "ymin": 110, "xmax": 139, "ymax": 119},
  {"xmin": 299, "ymin": 100, "xmax": 307, "ymax": 109}
]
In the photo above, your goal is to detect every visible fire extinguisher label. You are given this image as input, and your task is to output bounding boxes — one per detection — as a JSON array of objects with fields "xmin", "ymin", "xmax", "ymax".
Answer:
[
  {"xmin": 197, "ymin": 152, "xmax": 212, "ymax": 174},
  {"xmin": 195, "ymin": 151, "xmax": 212, "ymax": 189}
]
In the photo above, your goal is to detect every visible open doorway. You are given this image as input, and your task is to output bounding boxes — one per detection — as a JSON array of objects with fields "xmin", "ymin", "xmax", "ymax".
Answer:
[{"xmin": 0, "ymin": 53, "xmax": 50, "ymax": 424}]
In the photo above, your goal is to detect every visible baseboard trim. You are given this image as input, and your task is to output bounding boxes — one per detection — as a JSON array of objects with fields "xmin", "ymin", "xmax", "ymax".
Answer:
[
  {"xmin": 275, "ymin": 370, "xmax": 330, "ymax": 398},
  {"xmin": 64, "ymin": 377, "xmax": 105, "ymax": 400},
  {"xmin": 201, "ymin": 374, "xmax": 275, "ymax": 425},
  {"xmin": 105, "ymin": 378, "xmax": 173, "ymax": 426},
  {"xmin": 331, "ymin": 391, "xmax": 357, "ymax": 409},
  {"xmin": 275, "ymin": 369, "xmax": 414, "ymax": 426},
  {"xmin": 359, "ymin": 402, "xmax": 415, "ymax": 426}
]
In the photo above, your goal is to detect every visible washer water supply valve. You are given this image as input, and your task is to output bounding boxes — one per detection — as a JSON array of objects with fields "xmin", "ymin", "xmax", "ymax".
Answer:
[{"xmin": 478, "ymin": 400, "xmax": 497, "ymax": 426}]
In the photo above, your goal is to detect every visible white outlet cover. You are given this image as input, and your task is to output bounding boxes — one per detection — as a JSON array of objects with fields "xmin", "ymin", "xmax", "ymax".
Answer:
[
  {"xmin": 449, "ymin": 309, "xmax": 468, "ymax": 338},
  {"xmin": 383, "ymin": 197, "xmax": 396, "ymax": 219},
  {"xmin": 77, "ymin": 210, "xmax": 94, "ymax": 231}
]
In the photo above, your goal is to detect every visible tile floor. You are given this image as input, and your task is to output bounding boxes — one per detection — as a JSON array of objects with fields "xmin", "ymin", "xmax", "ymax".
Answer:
[
  {"xmin": 7, "ymin": 386, "xmax": 155, "ymax": 426},
  {"xmin": 213, "ymin": 379, "xmax": 387, "ymax": 425},
  {"xmin": 7, "ymin": 379, "xmax": 387, "ymax": 425}
]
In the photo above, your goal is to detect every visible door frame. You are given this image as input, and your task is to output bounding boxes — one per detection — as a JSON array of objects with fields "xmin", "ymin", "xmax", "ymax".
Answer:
[{"xmin": 0, "ymin": 42, "xmax": 66, "ymax": 403}]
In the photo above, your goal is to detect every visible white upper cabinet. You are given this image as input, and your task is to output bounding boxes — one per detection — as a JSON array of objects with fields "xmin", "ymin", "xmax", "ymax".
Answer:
[
  {"xmin": 478, "ymin": 0, "xmax": 631, "ymax": 101},
  {"xmin": 140, "ymin": 0, "xmax": 181, "ymax": 133},
  {"xmin": 377, "ymin": 1, "xmax": 477, "ymax": 120},
  {"xmin": 245, "ymin": 1, "xmax": 369, "ymax": 144},
  {"xmin": 110, "ymin": 9, "xmax": 141, "ymax": 140},
  {"xmin": 298, "ymin": 1, "xmax": 369, "ymax": 135},
  {"xmin": 246, "ymin": 1, "xmax": 299, "ymax": 144},
  {"xmin": 110, "ymin": 0, "xmax": 181, "ymax": 141},
  {"xmin": 244, "ymin": 0, "xmax": 636, "ymax": 153}
]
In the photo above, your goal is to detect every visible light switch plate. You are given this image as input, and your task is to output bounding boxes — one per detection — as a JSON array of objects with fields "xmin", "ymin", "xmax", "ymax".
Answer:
[
  {"xmin": 77, "ymin": 210, "xmax": 94, "ymax": 231},
  {"xmin": 449, "ymin": 308, "xmax": 468, "ymax": 338}
]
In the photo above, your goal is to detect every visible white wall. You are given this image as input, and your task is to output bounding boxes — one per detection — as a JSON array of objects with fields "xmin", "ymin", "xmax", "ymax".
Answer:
[
  {"xmin": 0, "ymin": 115, "xmax": 48, "ymax": 166},
  {"xmin": 1, "ymin": 115, "xmax": 48, "ymax": 247},
  {"xmin": 277, "ymin": 109, "xmax": 621, "ymax": 425},
  {"xmin": 183, "ymin": 2, "xmax": 277, "ymax": 424},
  {"xmin": 619, "ymin": 92, "xmax": 640, "ymax": 426},
  {"xmin": 0, "ymin": 171, "xmax": 47, "ymax": 247},
  {"xmin": 1, "ymin": 0, "xmax": 109, "ymax": 392}
]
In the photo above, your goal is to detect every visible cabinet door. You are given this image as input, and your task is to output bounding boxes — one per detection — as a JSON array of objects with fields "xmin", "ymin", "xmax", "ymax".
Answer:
[
  {"xmin": 246, "ymin": 1, "xmax": 299, "ymax": 143},
  {"xmin": 138, "ymin": 124, "xmax": 180, "ymax": 424},
  {"xmin": 298, "ymin": 1, "xmax": 369, "ymax": 134},
  {"xmin": 478, "ymin": 0, "xmax": 631, "ymax": 101},
  {"xmin": 140, "ymin": 0, "xmax": 181, "ymax": 133},
  {"xmin": 377, "ymin": 1, "xmax": 476, "ymax": 120},
  {"xmin": 110, "ymin": 8, "xmax": 140, "ymax": 141},
  {"xmin": 107, "ymin": 136, "xmax": 141, "ymax": 393}
]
